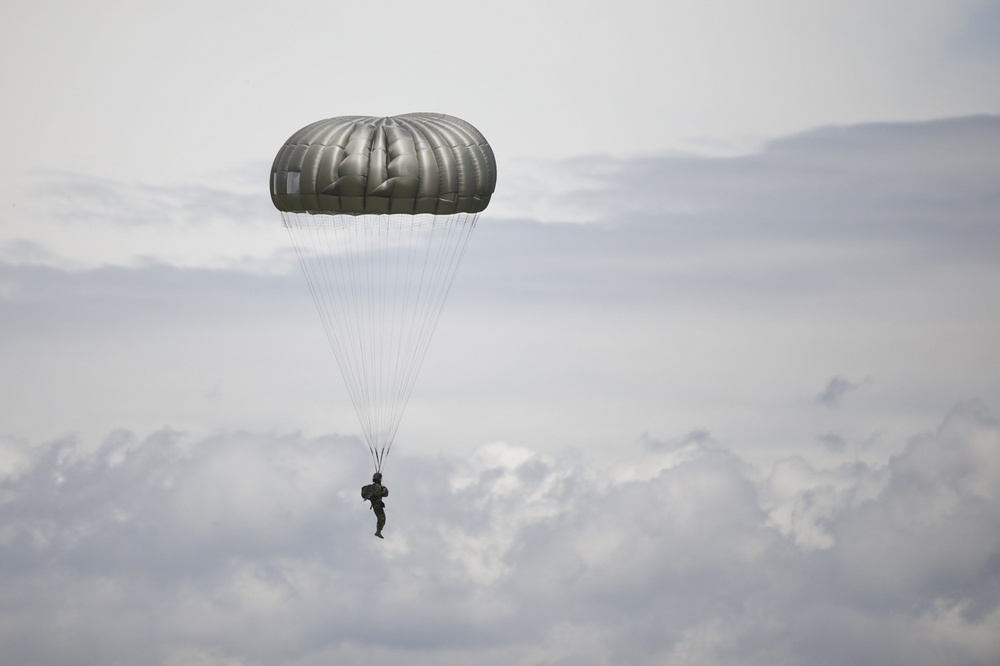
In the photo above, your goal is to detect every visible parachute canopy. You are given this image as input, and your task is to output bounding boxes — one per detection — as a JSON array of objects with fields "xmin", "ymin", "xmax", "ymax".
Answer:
[
  {"xmin": 270, "ymin": 113, "xmax": 496, "ymax": 215},
  {"xmin": 271, "ymin": 113, "xmax": 496, "ymax": 472}
]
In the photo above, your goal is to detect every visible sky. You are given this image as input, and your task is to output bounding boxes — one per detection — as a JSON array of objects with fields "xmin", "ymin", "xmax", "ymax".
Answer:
[{"xmin": 2, "ymin": 1, "xmax": 1000, "ymax": 664}]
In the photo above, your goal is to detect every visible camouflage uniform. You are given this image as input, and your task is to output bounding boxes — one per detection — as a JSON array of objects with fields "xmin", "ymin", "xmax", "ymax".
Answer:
[{"xmin": 362, "ymin": 473, "xmax": 389, "ymax": 538}]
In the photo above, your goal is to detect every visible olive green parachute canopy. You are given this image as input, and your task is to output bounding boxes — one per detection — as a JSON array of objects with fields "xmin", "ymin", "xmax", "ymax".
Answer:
[{"xmin": 270, "ymin": 113, "xmax": 497, "ymax": 215}]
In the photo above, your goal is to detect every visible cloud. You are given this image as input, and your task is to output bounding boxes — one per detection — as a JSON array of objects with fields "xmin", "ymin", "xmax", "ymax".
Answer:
[
  {"xmin": 817, "ymin": 432, "xmax": 848, "ymax": 451},
  {"xmin": 472, "ymin": 116, "xmax": 1000, "ymax": 306},
  {"xmin": 1, "ymin": 115, "xmax": 998, "ymax": 663},
  {"xmin": 3, "ymin": 116, "xmax": 1000, "ymax": 466},
  {"xmin": 8, "ymin": 115, "xmax": 1000, "ymax": 276},
  {"xmin": 954, "ymin": 0, "xmax": 1000, "ymax": 56},
  {"xmin": 817, "ymin": 376, "xmax": 869, "ymax": 406},
  {"xmin": 1, "ymin": 168, "xmax": 282, "ymax": 272},
  {"xmin": 1, "ymin": 401, "xmax": 998, "ymax": 665}
]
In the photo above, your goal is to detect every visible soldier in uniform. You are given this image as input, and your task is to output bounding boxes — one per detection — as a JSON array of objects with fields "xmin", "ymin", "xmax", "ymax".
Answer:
[{"xmin": 361, "ymin": 472, "xmax": 389, "ymax": 538}]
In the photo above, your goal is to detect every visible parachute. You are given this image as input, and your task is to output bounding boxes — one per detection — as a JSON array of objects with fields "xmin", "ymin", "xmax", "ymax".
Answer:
[{"xmin": 270, "ymin": 113, "xmax": 497, "ymax": 471}]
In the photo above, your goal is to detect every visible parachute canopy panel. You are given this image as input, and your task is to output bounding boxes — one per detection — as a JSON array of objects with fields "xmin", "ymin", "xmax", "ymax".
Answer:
[{"xmin": 271, "ymin": 113, "xmax": 497, "ymax": 216}]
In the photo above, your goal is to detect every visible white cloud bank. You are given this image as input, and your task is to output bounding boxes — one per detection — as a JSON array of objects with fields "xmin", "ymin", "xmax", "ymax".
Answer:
[{"xmin": 0, "ymin": 401, "xmax": 997, "ymax": 665}]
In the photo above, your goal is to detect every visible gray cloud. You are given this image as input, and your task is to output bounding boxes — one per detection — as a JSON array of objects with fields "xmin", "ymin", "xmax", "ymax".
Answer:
[
  {"xmin": 2, "ymin": 166, "xmax": 280, "ymax": 272},
  {"xmin": 463, "ymin": 116, "xmax": 1000, "ymax": 309},
  {"xmin": 818, "ymin": 432, "xmax": 848, "ymax": 451},
  {"xmin": 817, "ymin": 377, "xmax": 869, "ymax": 407},
  {"xmin": 955, "ymin": 0, "xmax": 1000, "ymax": 56}
]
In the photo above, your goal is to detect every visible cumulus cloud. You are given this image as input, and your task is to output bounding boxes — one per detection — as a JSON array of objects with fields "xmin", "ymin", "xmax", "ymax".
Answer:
[{"xmin": 1, "ymin": 401, "xmax": 998, "ymax": 665}]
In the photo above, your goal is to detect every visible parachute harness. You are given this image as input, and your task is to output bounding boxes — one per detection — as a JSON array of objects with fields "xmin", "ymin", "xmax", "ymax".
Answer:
[{"xmin": 283, "ymin": 211, "xmax": 479, "ymax": 471}]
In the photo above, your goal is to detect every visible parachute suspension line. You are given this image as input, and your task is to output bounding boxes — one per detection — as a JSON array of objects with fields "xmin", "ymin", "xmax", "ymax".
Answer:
[
  {"xmin": 284, "ymin": 212, "xmax": 380, "ymax": 471},
  {"xmin": 381, "ymin": 212, "xmax": 479, "ymax": 461},
  {"xmin": 385, "ymin": 219, "xmax": 422, "ymax": 462},
  {"xmin": 369, "ymin": 216, "xmax": 387, "ymax": 469},
  {"xmin": 325, "ymin": 217, "xmax": 375, "ymax": 458},
  {"xmin": 350, "ymin": 216, "xmax": 382, "ymax": 466},
  {"xmin": 379, "ymin": 217, "xmax": 408, "ymax": 469},
  {"xmin": 283, "ymin": 211, "xmax": 479, "ymax": 472}
]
